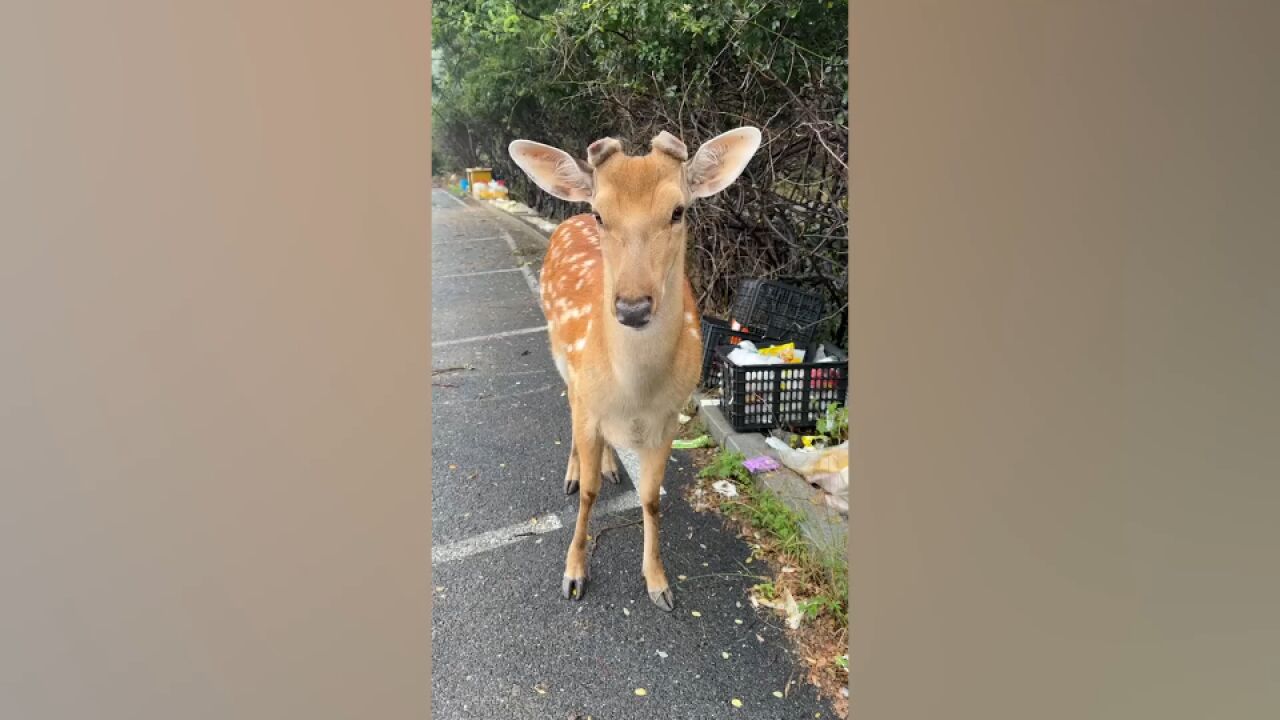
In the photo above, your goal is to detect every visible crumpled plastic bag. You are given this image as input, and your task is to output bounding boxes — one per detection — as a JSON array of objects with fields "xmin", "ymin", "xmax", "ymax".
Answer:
[
  {"xmin": 809, "ymin": 468, "xmax": 848, "ymax": 513},
  {"xmin": 726, "ymin": 340, "xmax": 806, "ymax": 367},
  {"xmin": 765, "ymin": 438, "xmax": 849, "ymax": 514},
  {"xmin": 711, "ymin": 479, "xmax": 739, "ymax": 498}
]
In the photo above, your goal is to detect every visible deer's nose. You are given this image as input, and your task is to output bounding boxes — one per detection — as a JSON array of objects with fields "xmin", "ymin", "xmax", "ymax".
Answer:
[{"xmin": 614, "ymin": 295, "xmax": 653, "ymax": 328}]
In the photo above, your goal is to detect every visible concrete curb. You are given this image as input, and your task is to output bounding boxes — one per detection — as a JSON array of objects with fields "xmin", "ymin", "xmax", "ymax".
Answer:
[
  {"xmin": 697, "ymin": 396, "xmax": 848, "ymax": 559},
  {"xmin": 478, "ymin": 193, "xmax": 847, "ymax": 559}
]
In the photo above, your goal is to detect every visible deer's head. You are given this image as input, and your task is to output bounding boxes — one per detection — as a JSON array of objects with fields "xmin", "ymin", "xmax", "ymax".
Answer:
[{"xmin": 509, "ymin": 127, "xmax": 761, "ymax": 329}]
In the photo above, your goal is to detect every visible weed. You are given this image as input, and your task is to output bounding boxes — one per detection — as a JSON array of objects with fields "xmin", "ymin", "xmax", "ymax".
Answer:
[
  {"xmin": 753, "ymin": 581, "xmax": 777, "ymax": 600},
  {"xmin": 697, "ymin": 449, "xmax": 750, "ymax": 485},
  {"xmin": 696, "ymin": 448, "xmax": 847, "ymax": 624},
  {"xmin": 688, "ymin": 445, "xmax": 850, "ymax": 717},
  {"xmin": 816, "ymin": 402, "xmax": 848, "ymax": 444}
]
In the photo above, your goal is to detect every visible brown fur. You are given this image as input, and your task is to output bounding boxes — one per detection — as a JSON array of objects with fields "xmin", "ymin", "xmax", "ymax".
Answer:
[
  {"xmin": 539, "ymin": 149, "xmax": 702, "ymax": 608},
  {"xmin": 513, "ymin": 127, "xmax": 760, "ymax": 609}
]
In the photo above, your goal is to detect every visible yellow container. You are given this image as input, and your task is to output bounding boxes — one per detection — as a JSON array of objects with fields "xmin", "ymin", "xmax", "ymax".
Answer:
[{"xmin": 465, "ymin": 167, "xmax": 492, "ymax": 187}]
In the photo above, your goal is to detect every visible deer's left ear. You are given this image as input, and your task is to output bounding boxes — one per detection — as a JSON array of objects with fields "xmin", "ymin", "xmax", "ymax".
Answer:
[{"xmin": 685, "ymin": 127, "xmax": 762, "ymax": 198}]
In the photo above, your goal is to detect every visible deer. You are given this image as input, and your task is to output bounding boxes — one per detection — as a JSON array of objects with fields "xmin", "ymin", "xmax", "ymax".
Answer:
[{"xmin": 507, "ymin": 126, "xmax": 762, "ymax": 612}]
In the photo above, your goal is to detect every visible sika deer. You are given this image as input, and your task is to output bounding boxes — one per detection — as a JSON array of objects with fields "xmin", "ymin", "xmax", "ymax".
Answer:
[{"xmin": 508, "ymin": 127, "xmax": 762, "ymax": 611}]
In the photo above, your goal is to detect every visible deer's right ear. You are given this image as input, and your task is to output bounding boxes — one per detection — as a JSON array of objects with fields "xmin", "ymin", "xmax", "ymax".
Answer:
[{"xmin": 508, "ymin": 140, "xmax": 593, "ymax": 202}]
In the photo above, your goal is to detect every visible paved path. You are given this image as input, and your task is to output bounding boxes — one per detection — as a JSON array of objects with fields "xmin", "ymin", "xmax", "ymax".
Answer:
[{"xmin": 430, "ymin": 189, "xmax": 833, "ymax": 719}]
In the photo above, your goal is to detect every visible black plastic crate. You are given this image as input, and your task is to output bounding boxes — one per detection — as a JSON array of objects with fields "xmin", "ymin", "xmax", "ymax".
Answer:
[
  {"xmin": 699, "ymin": 316, "xmax": 775, "ymax": 388},
  {"xmin": 729, "ymin": 279, "xmax": 825, "ymax": 348},
  {"xmin": 715, "ymin": 345, "xmax": 848, "ymax": 432}
]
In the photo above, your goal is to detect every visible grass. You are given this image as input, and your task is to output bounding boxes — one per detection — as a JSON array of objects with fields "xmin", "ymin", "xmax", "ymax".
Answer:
[
  {"xmin": 691, "ymin": 447, "xmax": 849, "ymax": 715},
  {"xmin": 696, "ymin": 449, "xmax": 847, "ymax": 624}
]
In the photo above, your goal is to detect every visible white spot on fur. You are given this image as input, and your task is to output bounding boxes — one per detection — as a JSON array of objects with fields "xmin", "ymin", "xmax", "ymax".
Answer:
[
  {"xmin": 684, "ymin": 312, "xmax": 694, "ymax": 325},
  {"xmin": 573, "ymin": 337, "xmax": 587, "ymax": 351},
  {"xmin": 557, "ymin": 304, "xmax": 592, "ymax": 324},
  {"xmin": 581, "ymin": 259, "xmax": 596, "ymax": 269}
]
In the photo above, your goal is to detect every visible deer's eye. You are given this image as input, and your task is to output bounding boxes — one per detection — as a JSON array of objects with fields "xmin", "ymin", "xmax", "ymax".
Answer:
[{"xmin": 670, "ymin": 206, "xmax": 685, "ymax": 224}]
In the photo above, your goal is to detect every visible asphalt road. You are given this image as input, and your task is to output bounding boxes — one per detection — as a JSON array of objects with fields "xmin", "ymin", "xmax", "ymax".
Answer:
[{"xmin": 430, "ymin": 189, "xmax": 833, "ymax": 719}]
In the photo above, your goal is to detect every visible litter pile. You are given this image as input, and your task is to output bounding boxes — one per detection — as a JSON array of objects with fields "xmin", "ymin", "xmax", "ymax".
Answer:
[
  {"xmin": 765, "ymin": 436, "xmax": 849, "ymax": 515},
  {"xmin": 725, "ymin": 340, "xmax": 844, "ymax": 367}
]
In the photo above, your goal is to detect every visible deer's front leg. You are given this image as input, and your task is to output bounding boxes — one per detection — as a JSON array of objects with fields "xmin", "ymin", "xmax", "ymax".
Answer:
[
  {"xmin": 562, "ymin": 413, "xmax": 602, "ymax": 601},
  {"xmin": 638, "ymin": 441, "xmax": 675, "ymax": 612}
]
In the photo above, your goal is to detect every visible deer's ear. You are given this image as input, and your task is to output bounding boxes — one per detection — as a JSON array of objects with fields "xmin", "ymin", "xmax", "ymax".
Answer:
[
  {"xmin": 508, "ymin": 140, "xmax": 593, "ymax": 202},
  {"xmin": 685, "ymin": 127, "xmax": 762, "ymax": 198}
]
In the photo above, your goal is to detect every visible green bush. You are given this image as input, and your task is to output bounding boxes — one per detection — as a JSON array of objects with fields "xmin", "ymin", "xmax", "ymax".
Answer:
[{"xmin": 433, "ymin": 0, "xmax": 848, "ymax": 346}]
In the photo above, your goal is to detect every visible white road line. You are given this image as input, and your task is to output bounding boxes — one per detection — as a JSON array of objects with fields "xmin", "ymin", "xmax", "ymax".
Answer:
[
  {"xmin": 500, "ymin": 229, "xmax": 540, "ymax": 294},
  {"xmin": 436, "ymin": 189, "xmax": 470, "ymax": 208},
  {"xmin": 432, "ymin": 234, "xmax": 505, "ymax": 246},
  {"xmin": 433, "ymin": 267, "xmax": 523, "ymax": 280},
  {"xmin": 601, "ymin": 487, "xmax": 641, "ymax": 515},
  {"xmin": 611, "ymin": 445, "xmax": 665, "ymax": 497},
  {"xmin": 432, "ymin": 513, "xmax": 563, "ymax": 564},
  {"xmin": 431, "ymin": 325, "xmax": 549, "ymax": 348}
]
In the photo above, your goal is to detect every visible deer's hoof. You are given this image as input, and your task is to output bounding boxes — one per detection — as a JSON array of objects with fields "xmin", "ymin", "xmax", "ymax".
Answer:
[
  {"xmin": 603, "ymin": 469, "xmax": 621, "ymax": 485},
  {"xmin": 562, "ymin": 575, "xmax": 587, "ymax": 601},
  {"xmin": 648, "ymin": 587, "xmax": 675, "ymax": 612},
  {"xmin": 564, "ymin": 477, "xmax": 579, "ymax": 495}
]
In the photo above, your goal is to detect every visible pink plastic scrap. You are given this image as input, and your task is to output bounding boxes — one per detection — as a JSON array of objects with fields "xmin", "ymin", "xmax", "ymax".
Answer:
[{"xmin": 742, "ymin": 455, "xmax": 781, "ymax": 474}]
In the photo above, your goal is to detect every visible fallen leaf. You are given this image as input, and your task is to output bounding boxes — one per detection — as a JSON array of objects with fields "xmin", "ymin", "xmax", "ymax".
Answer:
[
  {"xmin": 690, "ymin": 610, "xmax": 702, "ymax": 617},
  {"xmin": 533, "ymin": 685, "xmax": 547, "ymax": 695},
  {"xmin": 655, "ymin": 650, "xmax": 667, "ymax": 658},
  {"xmin": 677, "ymin": 575, "xmax": 687, "ymax": 581},
  {"xmin": 448, "ymin": 464, "xmax": 457, "ymax": 470},
  {"xmin": 622, "ymin": 607, "xmax": 631, "ymax": 616},
  {"xmin": 772, "ymin": 691, "xmax": 784, "ymax": 698},
  {"xmin": 633, "ymin": 688, "xmax": 647, "ymax": 697},
  {"xmin": 756, "ymin": 633, "xmax": 765, "ymax": 643},
  {"xmin": 731, "ymin": 698, "xmax": 743, "ymax": 708},
  {"xmin": 734, "ymin": 618, "xmax": 743, "ymax": 625},
  {"xmin": 721, "ymin": 651, "xmax": 730, "ymax": 659},
  {"xmin": 783, "ymin": 590, "xmax": 803, "ymax": 629}
]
